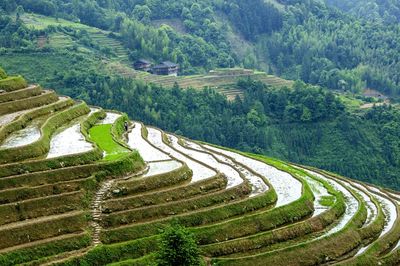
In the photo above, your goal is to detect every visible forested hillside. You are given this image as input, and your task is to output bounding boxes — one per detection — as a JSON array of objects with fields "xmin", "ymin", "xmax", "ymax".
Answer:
[
  {"xmin": 1, "ymin": 0, "xmax": 400, "ymax": 189},
  {"xmin": 325, "ymin": 0, "xmax": 400, "ymax": 23},
  {"xmin": 1, "ymin": 0, "xmax": 400, "ymax": 94}
]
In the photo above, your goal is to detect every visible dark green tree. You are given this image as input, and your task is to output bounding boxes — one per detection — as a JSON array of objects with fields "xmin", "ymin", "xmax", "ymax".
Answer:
[
  {"xmin": 0, "ymin": 67, "xmax": 7, "ymax": 79},
  {"xmin": 156, "ymin": 223, "xmax": 201, "ymax": 266}
]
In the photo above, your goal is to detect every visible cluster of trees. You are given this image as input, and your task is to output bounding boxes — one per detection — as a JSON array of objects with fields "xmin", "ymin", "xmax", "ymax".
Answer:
[
  {"xmin": 260, "ymin": 0, "xmax": 400, "ymax": 95},
  {"xmin": 120, "ymin": 19, "xmax": 234, "ymax": 74},
  {"xmin": 1, "ymin": 0, "xmax": 236, "ymax": 73},
  {"xmin": 218, "ymin": 0, "xmax": 283, "ymax": 41},
  {"xmin": 325, "ymin": 0, "xmax": 400, "ymax": 23},
  {"xmin": 0, "ymin": 10, "xmax": 37, "ymax": 49},
  {"xmin": 2, "ymin": 0, "xmax": 400, "ymax": 94}
]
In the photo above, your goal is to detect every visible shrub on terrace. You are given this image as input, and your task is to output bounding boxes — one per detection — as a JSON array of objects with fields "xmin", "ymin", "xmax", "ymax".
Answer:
[
  {"xmin": 0, "ymin": 67, "xmax": 7, "ymax": 79},
  {"xmin": 156, "ymin": 223, "xmax": 201, "ymax": 266}
]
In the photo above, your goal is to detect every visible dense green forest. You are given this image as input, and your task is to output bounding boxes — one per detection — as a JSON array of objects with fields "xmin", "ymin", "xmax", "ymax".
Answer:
[
  {"xmin": 1, "ymin": 0, "xmax": 400, "ymax": 189},
  {"xmin": 325, "ymin": 0, "xmax": 400, "ymax": 23},
  {"xmin": 1, "ymin": 0, "xmax": 400, "ymax": 94}
]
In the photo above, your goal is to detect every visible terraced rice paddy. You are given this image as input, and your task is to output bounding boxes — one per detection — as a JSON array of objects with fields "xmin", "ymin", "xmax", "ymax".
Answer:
[
  {"xmin": 0, "ymin": 110, "xmax": 29, "ymax": 127},
  {"xmin": 206, "ymin": 145, "xmax": 301, "ymax": 205},
  {"xmin": 0, "ymin": 75, "xmax": 399, "ymax": 266},
  {"xmin": 143, "ymin": 160, "xmax": 183, "ymax": 177},
  {"xmin": 89, "ymin": 124, "xmax": 129, "ymax": 161},
  {"xmin": 98, "ymin": 112, "xmax": 121, "ymax": 125},
  {"xmin": 110, "ymin": 66, "xmax": 294, "ymax": 100},
  {"xmin": 21, "ymin": 13, "xmax": 131, "ymax": 65},
  {"xmin": 147, "ymin": 127, "xmax": 216, "ymax": 182},
  {"xmin": 126, "ymin": 122, "xmax": 171, "ymax": 162},
  {"xmin": 46, "ymin": 123, "xmax": 93, "ymax": 158},
  {"xmin": 0, "ymin": 119, "xmax": 42, "ymax": 148},
  {"xmin": 305, "ymin": 170, "xmax": 359, "ymax": 238}
]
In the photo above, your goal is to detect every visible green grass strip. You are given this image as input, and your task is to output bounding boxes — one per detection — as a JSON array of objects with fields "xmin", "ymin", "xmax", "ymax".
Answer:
[{"xmin": 89, "ymin": 124, "xmax": 130, "ymax": 161}]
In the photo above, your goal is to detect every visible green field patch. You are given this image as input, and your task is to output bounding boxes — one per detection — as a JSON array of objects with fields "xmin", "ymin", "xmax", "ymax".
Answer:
[
  {"xmin": 319, "ymin": 195, "xmax": 336, "ymax": 207},
  {"xmin": 336, "ymin": 94, "xmax": 365, "ymax": 111},
  {"xmin": 89, "ymin": 124, "xmax": 130, "ymax": 161}
]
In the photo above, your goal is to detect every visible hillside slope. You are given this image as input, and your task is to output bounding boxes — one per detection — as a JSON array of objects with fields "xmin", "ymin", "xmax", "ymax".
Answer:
[
  {"xmin": 0, "ymin": 71, "xmax": 399, "ymax": 265},
  {"xmin": 2, "ymin": 0, "xmax": 400, "ymax": 96}
]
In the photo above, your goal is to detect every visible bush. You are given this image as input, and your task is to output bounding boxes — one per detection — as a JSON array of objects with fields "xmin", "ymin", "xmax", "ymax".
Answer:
[
  {"xmin": 0, "ymin": 67, "xmax": 7, "ymax": 79},
  {"xmin": 156, "ymin": 223, "xmax": 201, "ymax": 266}
]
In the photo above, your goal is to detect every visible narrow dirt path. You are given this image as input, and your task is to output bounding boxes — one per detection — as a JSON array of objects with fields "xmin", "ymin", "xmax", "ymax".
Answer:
[{"xmin": 91, "ymin": 180, "xmax": 115, "ymax": 245}]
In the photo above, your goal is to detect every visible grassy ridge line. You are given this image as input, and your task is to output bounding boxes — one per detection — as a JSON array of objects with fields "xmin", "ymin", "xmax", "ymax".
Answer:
[
  {"xmin": 102, "ymin": 178, "xmax": 251, "ymax": 227},
  {"xmin": 55, "ymin": 236, "xmax": 159, "ymax": 266},
  {"xmin": 0, "ymin": 211, "xmax": 87, "ymax": 250},
  {"xmin": 0, "ymin": 90, "xmax": 58, "ymax": 116},
  {"xmin": 0, "ymin": 164, "xmax": 93, "ymax": 190},
  {"xmin": 0, "ymin": 151, "xmax": 145, "ymax": 191},
  {"xmin": 101, "ymin": 180, "xmax": 276, "ymax": 244},
  {"xmin": 104, "ymin": 174, "xmax": 226, "ymax": 212},
  {"xmin": 0, "ymin": 76, "xmax": 27, "ymax": 92},
  {"xmin": 0, "ymin": 108, "xmax": 105, "ymax": 178},
  {"xmin": 107, "ymin": 253, "xmax": 157, "ymax": 266},
  {"xmin": 335, "ymin": 192, "xmax": 399, "ymax": 264},
  {"xmin": 190, "ymin": 164, "xmax": 313, "ymax": 245},
  {"xmin": 0, "ymin": 97, "xmax": 74, "ymax": 143},
  {"xmin": 0, "ymin": 232, "xmax": 91, "ymax": 266},
  {"xmin": 112, "ymin": 163, "xmax": 192, "ymax": 197},
  {"xmin": 0, "ymin": 190, "xmax": 84, "ymax": 226},
  {"xmin": 0, "ymin": 85, "xmax": 42, "ymax": 103},
  {"xmin": 312, "ymin": 170, "xmax": 388, "ymax": 247},
  {"xmin": 201, "ymin": 167, "xmax": 345, "ymax": 257},
  {"xmin": 212, "ymin": 171, "xmax": 368, "ymax": 265},
  {"xmin": 0, "ymin": 177, "xmax": 93, "ymax": 204},
  {"xmin": 109, "ymin": 113, "xmax": 131, "ymax": 150},
  {"xmin": 382, "ymin": 251, "xmax": 400, "ymax": 266},
  {"xmin": 0, "ymin": 101, "xmax": 90, "ymax": 163},
  {"xmin": 210, "ymin": 165, "xmax": 385, "ymax": 261}
]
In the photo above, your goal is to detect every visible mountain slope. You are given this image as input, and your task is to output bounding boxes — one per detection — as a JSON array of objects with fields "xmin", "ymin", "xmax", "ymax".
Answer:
[
  {"xmin": 2, "ymin": 0, "xmax": 400, "ymax": 95},
  {"xmin": 0, "ymin": 70, "xmax": 399, "ymax": 265}
]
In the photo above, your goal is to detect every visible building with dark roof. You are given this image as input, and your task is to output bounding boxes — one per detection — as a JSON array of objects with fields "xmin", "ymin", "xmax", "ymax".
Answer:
[
  {"xmin": 133, "ymin": 59, "xmax": 153, "ymax": 72},
  {"xmin": 152, "ymin": 61, "xmax": 179, "ymax": 76}
]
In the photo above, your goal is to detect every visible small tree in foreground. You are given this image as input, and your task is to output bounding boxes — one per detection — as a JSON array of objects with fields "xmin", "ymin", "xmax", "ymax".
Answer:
[
  {"xmin": 0, "ymin": 67, "xmax": 7, "ymax": 79},
  {"xmin": 156, "ymin": 223, "xmax": 201, "ymax": 266}
]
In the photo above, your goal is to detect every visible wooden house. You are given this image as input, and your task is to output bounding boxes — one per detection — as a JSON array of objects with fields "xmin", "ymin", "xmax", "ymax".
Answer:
[
  {"xmin": 152, "ymin": 61, "xmax": 179, "ymax": 76},
  {"xmin": 133, "ymin": 59, "xmax": 152, "ymax": 72}
]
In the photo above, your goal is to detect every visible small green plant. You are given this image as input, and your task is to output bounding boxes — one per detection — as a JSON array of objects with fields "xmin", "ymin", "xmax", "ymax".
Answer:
[
  {"xmin": 0, "ymin": 67, "xmax": 7, "ymax": 79},
  {"xmin": 156, "ymin": 223, "xmax": 201, "ymax": 266}
]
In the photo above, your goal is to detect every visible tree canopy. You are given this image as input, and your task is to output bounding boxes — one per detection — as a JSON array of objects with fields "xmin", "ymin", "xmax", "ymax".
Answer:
[{"xmin": 156, "ymin": 223, "xmax": 201, "ymax": 266}]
